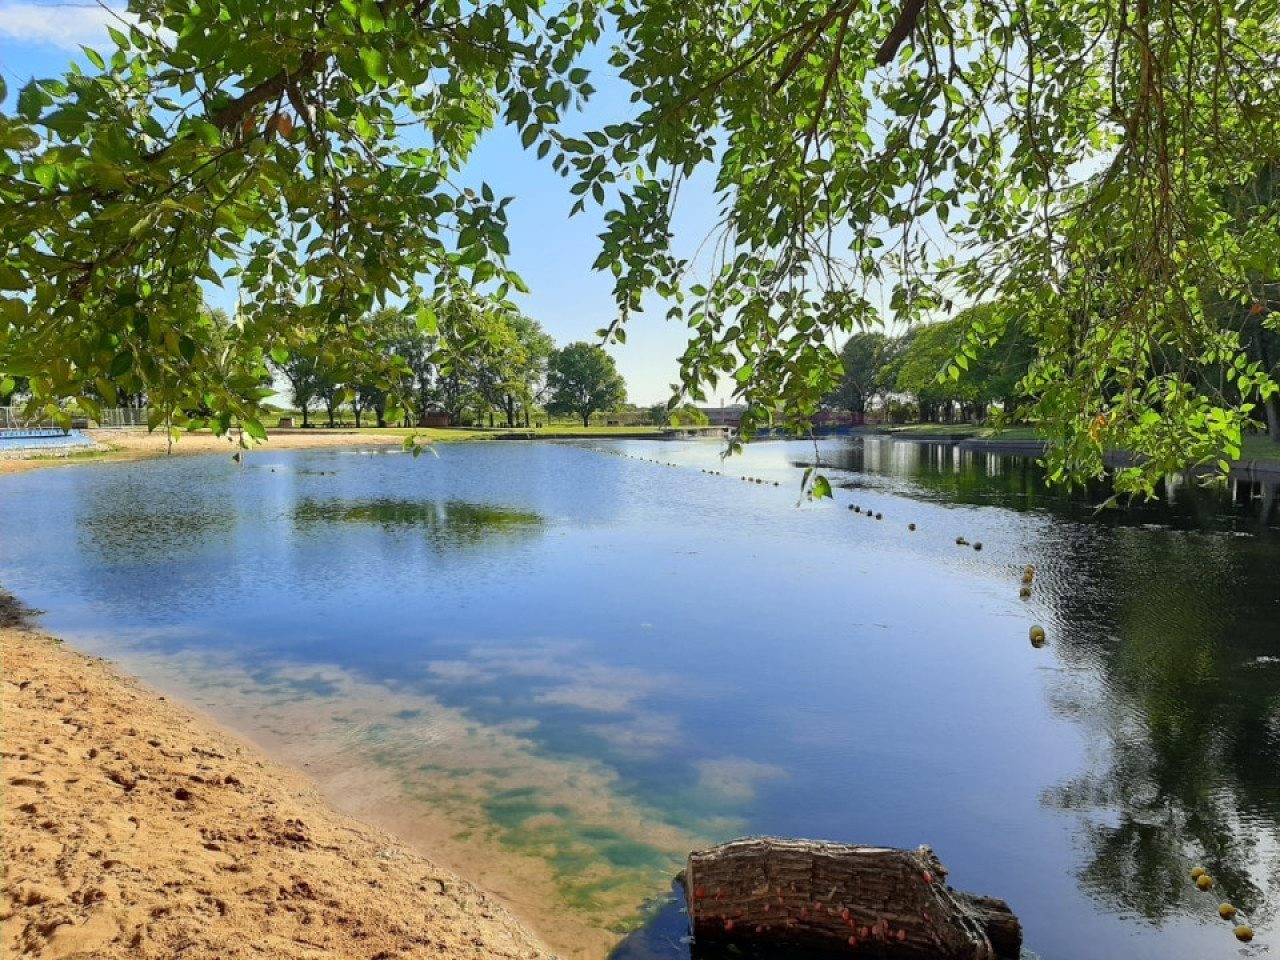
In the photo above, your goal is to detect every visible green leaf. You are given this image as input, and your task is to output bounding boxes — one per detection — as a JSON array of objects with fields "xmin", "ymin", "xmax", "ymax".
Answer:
[
  {"xmin": 359, "ymin": 48, "xmax": 390, "ymax": 85},
  {"xmin": 109, "ymin": 351, "xmax": 133, "ymax": 376},
  {"xmin": 17, "ymin": 82, "xmax": 47, "ymax": 121},
  {"xmin": 359, "ymin": 0, "xmax": 385, "ymax": 32}
]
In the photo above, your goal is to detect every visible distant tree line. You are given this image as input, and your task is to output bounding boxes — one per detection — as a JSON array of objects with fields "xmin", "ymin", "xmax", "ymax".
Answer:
[
  {"xmin": 826, "ymin": 304, "xmax": 1035, "ymax": 425},
  {"xmin": 830, "ymin": 298, "xmax": 1280, "ymax": 444},
  {"xmin": 266, "ymin": 299, "xmax": 628, "ymax": 429},
  {"xmin": 0, "ymin": 299, "xmax": 631, "ymax": 433}
]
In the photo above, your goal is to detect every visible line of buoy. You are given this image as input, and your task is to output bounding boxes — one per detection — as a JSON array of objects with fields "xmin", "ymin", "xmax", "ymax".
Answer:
[
  {"xmin": 625, "ymin": 451, "xmax": 1057, "ymax": 661},
  {"xmin": 1190, "ymin": 867, "xmax": 1252, "ymax": 942}
]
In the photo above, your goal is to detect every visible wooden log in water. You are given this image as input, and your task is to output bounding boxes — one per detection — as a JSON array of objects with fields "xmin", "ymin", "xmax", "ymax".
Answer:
[{"xmin": 680, "ymin": 837, "xmax": 1021, "ymax": 959}]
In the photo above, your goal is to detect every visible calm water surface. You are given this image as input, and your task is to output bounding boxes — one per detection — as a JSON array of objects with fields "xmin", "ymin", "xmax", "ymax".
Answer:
[{"xmin": 1, "ymin": 437, "xmax": 1277, "ymax": 959}]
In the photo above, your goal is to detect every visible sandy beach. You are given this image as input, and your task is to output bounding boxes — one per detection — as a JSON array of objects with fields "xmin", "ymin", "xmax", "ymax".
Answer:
[
  {"xmin": 0, "ymin": 594, "xmax": 556, "ymax": 960},
  {"xmin": 0, "ymin": 428, "xmax": 410, "ymax": 473}
]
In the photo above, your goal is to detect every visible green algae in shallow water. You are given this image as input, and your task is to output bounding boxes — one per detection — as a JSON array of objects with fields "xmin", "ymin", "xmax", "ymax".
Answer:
[
  {"xmin": 482, "ymin": 790, "xmax": 681, "ymax": 916},
  {"xmin": 292, "ymin": 497, "xmax": 545, "ymax": 547}
]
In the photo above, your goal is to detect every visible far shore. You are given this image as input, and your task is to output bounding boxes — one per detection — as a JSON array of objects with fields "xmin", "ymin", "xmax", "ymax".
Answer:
[
  {"xmin": 0, "ymin": 424, "xmax": 721, "ymax": 474},
  {"xmin": 1, "ymin": 591, "xmax": 560, "ymax": 960},
  {"xmin": 876, "ymin": 424, "xmax": 1280, "ymax": 477},
  {"xmin": 0, "ymin": 427, "xmax": 408, "ymax": 473}
]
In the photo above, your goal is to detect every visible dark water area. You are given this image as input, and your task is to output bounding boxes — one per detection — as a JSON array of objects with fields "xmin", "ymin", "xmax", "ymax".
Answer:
[{"xmin": 1, "ymin": 437, "xmax": 1277, "ymax": 960}]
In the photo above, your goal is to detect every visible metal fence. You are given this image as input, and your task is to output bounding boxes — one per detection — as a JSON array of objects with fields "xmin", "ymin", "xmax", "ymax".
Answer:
[
  {"xmin": 0, "ymin": 406, "xmax": 56, "ymax": 430},
  {"xmin": 0, "ymin": 406, "xmax": 148, "ymax": 429},
  {"xmin": 95, "ymin": 407, "xmax": 149, "ymax": 428}
]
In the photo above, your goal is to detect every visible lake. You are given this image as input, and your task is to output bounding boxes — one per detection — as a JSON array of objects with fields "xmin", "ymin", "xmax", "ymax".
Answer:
[{"xmin": 1, "ymin": 437, "xmax": 1277, "ymax": 959}]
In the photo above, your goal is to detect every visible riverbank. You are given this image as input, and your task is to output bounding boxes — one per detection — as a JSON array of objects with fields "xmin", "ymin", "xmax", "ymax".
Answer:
[
  {"xmin": 0, "ymin": 594, "xmax": 557, "ymax": 960},
  {"xmin": 878, "ymin": 424, "xmax": 1280, "ymax": 476},
  {"xmin": 0, "ymin": 424, "xmax": 723, "ymax": 474},
  {"xmin": 0, "ymin": 428, "xmax": 413, "ymax": 474}
]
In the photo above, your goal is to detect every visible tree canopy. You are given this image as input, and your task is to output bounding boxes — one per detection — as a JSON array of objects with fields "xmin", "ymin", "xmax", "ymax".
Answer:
[
  {"xmin": 827, "ymin": 331, "xmax": 900, "ymax": 420},
  {"xmin": 545, "ymin": 342, "xmax": 626, "ymax": 426},
  {"xmin": 2, "ymin": 0, "xmax": 1278, "ymax": 489}
]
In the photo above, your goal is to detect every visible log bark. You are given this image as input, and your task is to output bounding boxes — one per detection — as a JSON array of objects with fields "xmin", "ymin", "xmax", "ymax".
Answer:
[{"xmin": 681, "ymin": 837, "xmax": 1021, "ymax": 959}]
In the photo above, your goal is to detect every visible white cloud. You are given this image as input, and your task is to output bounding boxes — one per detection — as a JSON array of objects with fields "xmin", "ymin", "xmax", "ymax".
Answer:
[{"xmin": 0, "ymin": 2, "xmax": 133, "ymax": 52}]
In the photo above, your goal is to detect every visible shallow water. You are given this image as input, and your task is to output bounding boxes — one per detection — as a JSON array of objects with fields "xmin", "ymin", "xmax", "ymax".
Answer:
[{"xmin": 1, "ymin": 437, "xmax": 1277, "ymax": 960}]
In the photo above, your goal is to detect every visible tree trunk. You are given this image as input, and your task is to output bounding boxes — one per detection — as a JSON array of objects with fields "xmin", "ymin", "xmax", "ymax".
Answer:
[
  {"xmin": 582, "ymin": 411, "xmax": 590, "ymax": 428},
  {"xmin": 682, "ymin": 837, "xmax": 1021, "ymax": 960},
  {"xmin": 1265, "ymin": 394, "xmax": 1280, "ymax": 443},
  {"xmin": 301, "ymin": 404, "xmax": 310, "ymax": 427},
  {"xmin": 524, "ymin": 407, "xmax": 530, "ymax": 428}
]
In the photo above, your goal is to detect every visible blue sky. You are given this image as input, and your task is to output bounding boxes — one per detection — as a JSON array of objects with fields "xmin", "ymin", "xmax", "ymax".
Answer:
[{"xmin": 0, "ymin": 1, "xmax": 733, "ymax": 406}]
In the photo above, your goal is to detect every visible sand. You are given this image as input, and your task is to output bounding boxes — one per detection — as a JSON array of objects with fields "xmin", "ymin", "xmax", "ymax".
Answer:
[
  {"xmin": 0, "ymin": 595, "xmax": 557, "ymax": 960},
  {"xmin": 0, "ymin": 429, "xmax": 409, "ymax": 474}
]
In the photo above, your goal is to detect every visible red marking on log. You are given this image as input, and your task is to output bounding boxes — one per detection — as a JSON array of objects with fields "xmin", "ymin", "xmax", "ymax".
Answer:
[
  {"xmin": 695, "ymin": 887, "xmax": 704, "ymax": 899},
  {"xmin": 756, "ymin": 926, "xmax": 764, "ymax": 934},
  {"xmin": 800, "ymin": 909, "xmax": 809, "ymax": 920},
  {"xmin": 848, "ymin": 936, "xmax": 858, "ymax": 947},
  {"xmin": 898, "ymin": 929, "xmax": 906, "ymax": 941},
  {"xmin": 725, "ymin": 920, "xmax": 734, "ymax": 931},
  {"xmin": 861, "ymin": 927, "xmax": 869, "ymax": 938},
  {"xmin": 765, "ymin": 904, "xmax": 771, "ymax": 912},
  {"xmin": 841, "ymin": 907, "xmax": 850, "ymax": 920},
  {"xmin": 923, "ymin": 871, "xmax": 933, "ymax": 884}
]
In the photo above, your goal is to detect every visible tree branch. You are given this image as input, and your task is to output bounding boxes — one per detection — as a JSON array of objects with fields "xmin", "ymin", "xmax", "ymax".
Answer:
[
  {"xmin": 210, "ymin": 51, "xmax": 325, "ymax": 130},
  {"xmin": 874, "ymin": 0, "xmax": 927, "ymax": 66}
]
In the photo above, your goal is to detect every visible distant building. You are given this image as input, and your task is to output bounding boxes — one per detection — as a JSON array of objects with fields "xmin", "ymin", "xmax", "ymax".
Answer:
[{"xmin": 698, "ymin": 405, "xmax": 746, "ymax": 428}]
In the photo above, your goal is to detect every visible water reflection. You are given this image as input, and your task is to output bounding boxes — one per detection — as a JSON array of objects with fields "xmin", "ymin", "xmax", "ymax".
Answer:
[
  {"xmin": 1042, "ymin": 527, "xmax": 1280, "ymax": 927},
  {"xmin": 1, "ymin": 439, "xmax": 1278, "ymax": 960},
  {"xmin": 292, "ymin": 497, "xmax": 545, "ymax": 547},
  {"xmin": 782, "ymin": 435, "xmax": 1280, "ymax": 946},
  {"xmin": 806, "ymin": 437, "xmax": 1280, "ymax": 534},
  {"xmin": 76, "ymin": 472, "xmax": 238, "ymax": 564}
]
